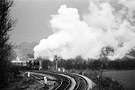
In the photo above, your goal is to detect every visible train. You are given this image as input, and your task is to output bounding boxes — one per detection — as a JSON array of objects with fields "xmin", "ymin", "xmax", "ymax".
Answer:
[{"xmin": 11, "ymin": 59, "xmax": 40, "ymax": 70}]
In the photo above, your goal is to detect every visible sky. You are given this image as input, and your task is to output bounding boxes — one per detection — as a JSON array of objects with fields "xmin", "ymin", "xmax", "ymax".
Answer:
[
  {"xmin": 9, "ymin": 0, "xmax": 135, "ymax": 60},
  {"xmin": 10, "ymin": 0, "xmax": 89, "ymax": 44},
  {"xmin": 33, "ymin": 0, "xmax": 135, "ymax": 60}
]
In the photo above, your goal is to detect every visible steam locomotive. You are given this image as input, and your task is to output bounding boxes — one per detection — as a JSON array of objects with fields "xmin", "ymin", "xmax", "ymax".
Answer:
[{"xmin": 26, "ymin": 60, "xmax": 40, "ymax": 70}]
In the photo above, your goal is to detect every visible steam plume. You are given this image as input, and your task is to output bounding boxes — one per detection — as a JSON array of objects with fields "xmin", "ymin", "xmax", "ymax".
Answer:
[{"xmin": 34, "ymin": 0, "xmax": 135, "ymax": 60}]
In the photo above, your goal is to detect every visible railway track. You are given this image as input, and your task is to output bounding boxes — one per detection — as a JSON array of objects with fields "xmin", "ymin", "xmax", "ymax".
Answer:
[
  {"xmin": 41, "ymin": 71, "xmax": 94, "ymax": 90},
  {"xmin": 36, "ymin": 71, "xmax": 74, "ymax": 90},
  {"xmin": 71, "ymin": 74, "xmax": 88, "ymax": 90},
  {"xmin": 55, "ymin": 72, "xmax": 89, "ymax": 90},
  {"xmin": 24, "ymin": 71, "xmax": 95, "ymax": 90},
  {"xmin": 25, "ymin": 71, "xmax": 73, "ymax": 90},
  {"xmin": 52, "ymin": 71, "xmax": 95, "ymax": 90}
]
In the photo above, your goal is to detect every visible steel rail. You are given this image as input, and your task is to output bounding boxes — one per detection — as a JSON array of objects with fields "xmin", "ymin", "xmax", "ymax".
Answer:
[
  {"xmin": 73, "ymin": 73, "xmax": 95, "ymax": 90},
  {"xmin": 27, "ymin": 71, "xmax": 73, "ymax": 90}
]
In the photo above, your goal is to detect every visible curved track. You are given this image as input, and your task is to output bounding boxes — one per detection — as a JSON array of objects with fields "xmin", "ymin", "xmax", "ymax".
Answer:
[
  {"xmin": 37, "ymin": 71, "xmax": 75, "ymax": 90},
  {"xmin": 70, "ymin": 73, "xmax": 88, "ymax": 90},
  {"xmin": 24, "ymin": 71, "xmax": 95, "ymax": 90},
  {"xmin": 73, "ymin": 73, "xmax": 95, "ymax": 90},
  {"xmin": 56, "ymin": 72, "xmax": 89, "ymax": 90},
  {"xmin": 25, "ymin": 71, "xmax": 73, "ymax": 90}
]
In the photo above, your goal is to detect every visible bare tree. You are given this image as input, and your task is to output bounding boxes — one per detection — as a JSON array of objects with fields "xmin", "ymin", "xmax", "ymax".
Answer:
[
  {"xmin": 0, "ymin": 0, "xmax": 14, "ymax": 88},
  {"xmin": 98, "ymin": 46, "xmax": 114, "ymax": 90}
]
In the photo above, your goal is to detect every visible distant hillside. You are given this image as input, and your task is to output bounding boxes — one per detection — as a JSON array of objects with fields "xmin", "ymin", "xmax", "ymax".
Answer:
[{"xmin": 14, "ymin": 42, "xmax": 38, "ymax": 58}]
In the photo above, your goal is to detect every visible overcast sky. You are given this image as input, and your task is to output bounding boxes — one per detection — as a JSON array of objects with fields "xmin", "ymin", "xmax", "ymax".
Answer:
[{"xmin": 10, "ymin": 0, "xmax": 89, "ymax": 44}]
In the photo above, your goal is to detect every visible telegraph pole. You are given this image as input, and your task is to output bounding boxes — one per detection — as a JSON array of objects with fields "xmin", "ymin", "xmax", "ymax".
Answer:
[
  {"xmin": 39, "ymin": 60, "xmax": 42, "ymax": 70},
  {"xmin": 54, "ymin": 55, "xmax": 58, "ymax": 71}
]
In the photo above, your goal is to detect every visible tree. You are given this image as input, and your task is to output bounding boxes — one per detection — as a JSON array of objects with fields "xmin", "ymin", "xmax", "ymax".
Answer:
[
  {"xmin": 0, "ymin": 0, "xmax": 14, "ymax": 88},
  {"xmin": 98, "ymin": 46, "xmax": 114, "ymax": 90}
]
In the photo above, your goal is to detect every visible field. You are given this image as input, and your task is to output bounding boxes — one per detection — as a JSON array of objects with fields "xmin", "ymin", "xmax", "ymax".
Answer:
[{"xmin": 103, "ymin": 70, "xmax": 135, "ymax": 90}]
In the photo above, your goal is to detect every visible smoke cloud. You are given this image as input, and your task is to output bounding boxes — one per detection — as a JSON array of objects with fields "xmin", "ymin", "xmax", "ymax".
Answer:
[{"xmin": 34, "ymin": 0, "xmax": 135, "ymax": 60}]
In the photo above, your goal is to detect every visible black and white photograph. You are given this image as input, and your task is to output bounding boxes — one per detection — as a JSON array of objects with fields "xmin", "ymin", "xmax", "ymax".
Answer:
[{"xmin": 0, "ymin": 0, "xmax": 135, "ymax": 90}]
